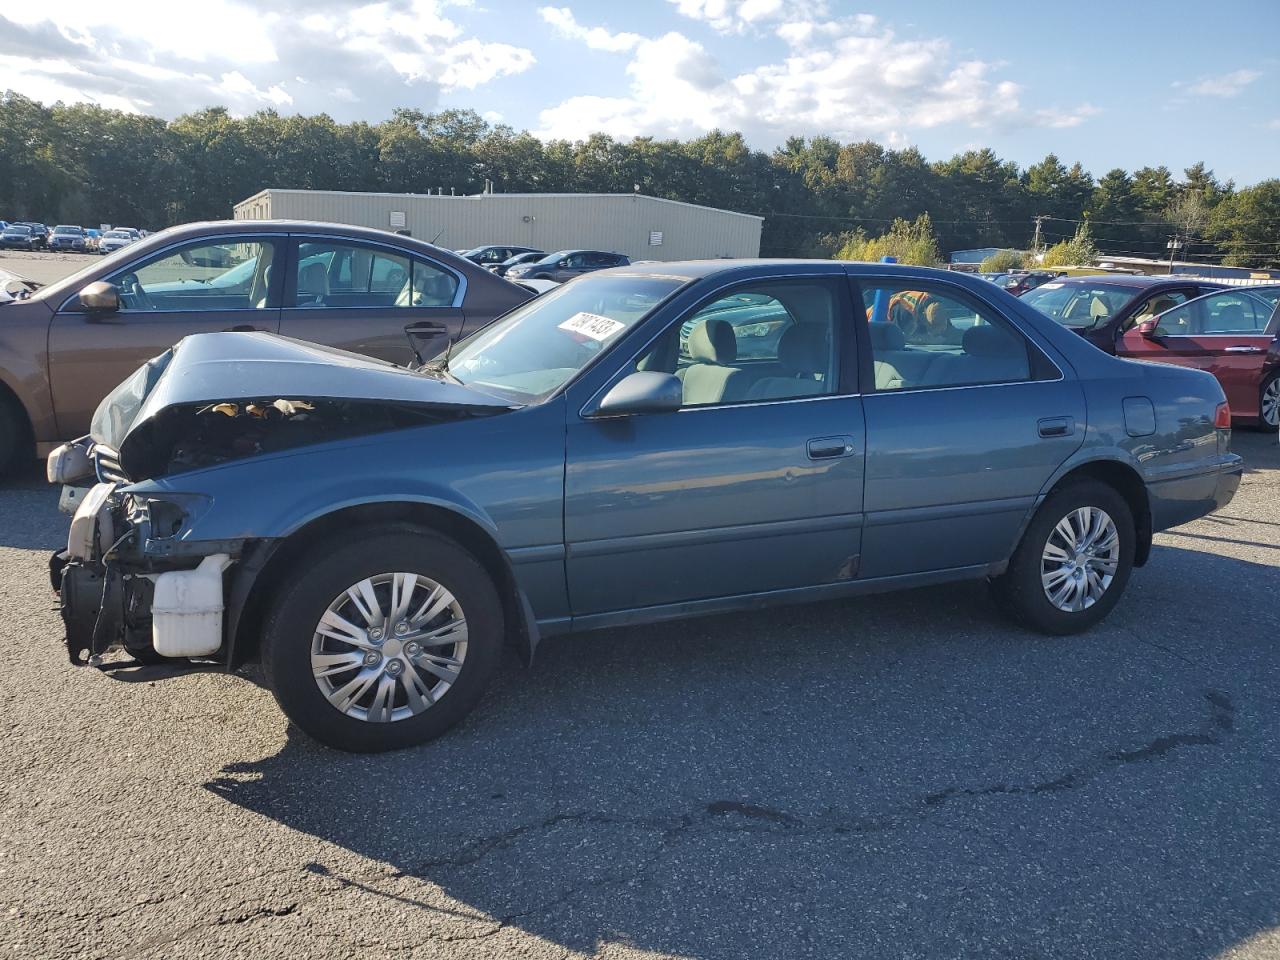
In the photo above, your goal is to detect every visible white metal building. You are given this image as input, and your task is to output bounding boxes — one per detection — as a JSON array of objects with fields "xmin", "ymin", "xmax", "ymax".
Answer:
[{"xmin": 232, "ymin": 189, "xmax": 763, "ymax": 262}]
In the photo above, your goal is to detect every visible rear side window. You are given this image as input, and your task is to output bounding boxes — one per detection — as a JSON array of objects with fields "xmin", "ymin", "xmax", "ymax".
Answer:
[
  {"xmin": 861, "ymin": 283, "xmax": 1033, "ymax": 392},
  {"xmin": 294, "ymin": 240, "xmax": 458, "ymax": 308}
]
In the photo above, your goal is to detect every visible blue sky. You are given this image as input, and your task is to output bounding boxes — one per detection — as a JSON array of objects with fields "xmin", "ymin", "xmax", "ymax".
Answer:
[{"xmin": 4, "ymin": 0, "xmax": 1278, "ymax": 183}]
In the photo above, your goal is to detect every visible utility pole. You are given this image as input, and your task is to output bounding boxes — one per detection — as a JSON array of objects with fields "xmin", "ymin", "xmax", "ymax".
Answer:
[{"xmin": 1032, "ymin": 215, "xmax": 1047, "ymax": 257}]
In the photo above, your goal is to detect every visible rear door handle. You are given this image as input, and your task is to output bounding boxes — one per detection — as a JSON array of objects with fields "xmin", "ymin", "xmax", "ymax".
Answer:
[
  {"xmin": 807, "ymin": 436, "xmax": 857, "ymax": 460},
  {"xmin": 1037, "ymin": 416, "xmax": 1074, "ymax": 438},
  {"xmin": 404, "ymin": 321, "xmax": 448, "ymax": 335},
  {"xmin": 1223, "ymin": 345, "xmax": 1264, "ymax": 354}
]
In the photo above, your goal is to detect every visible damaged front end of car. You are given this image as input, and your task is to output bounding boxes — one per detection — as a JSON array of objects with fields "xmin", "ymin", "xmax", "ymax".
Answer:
[{"xmin": 49, "ymin": 331, "xmax": 516, "ymax": 670}]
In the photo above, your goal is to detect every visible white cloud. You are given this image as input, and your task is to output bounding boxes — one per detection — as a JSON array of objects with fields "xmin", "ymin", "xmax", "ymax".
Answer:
[
  {"xmin": 539, "ymin": 6, "xmax": 642, "ymax": 52},
  {"xmin": 536, "ymin": 12, "xmax": 1093, "ymax": 145},
  {"xmin": 1175, "ymin": 69, "xmax": 1262, "ymax": 98},
  {"xmin": 668, "ymin": 0, "xmax": 830, "ymax": 32},
  {"xmin": 0, "ymin": 0, "xmax": 534, "ymax": 118},
  {"xmin": 218, "ymin": 71, "xmax": 293, "ymax": 107}
]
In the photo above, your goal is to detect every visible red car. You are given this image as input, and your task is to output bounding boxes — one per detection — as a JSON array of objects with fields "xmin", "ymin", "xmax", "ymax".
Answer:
[{"xmin": 1119, "ymin": 285, "xmax": 1280, "ymax": 429}]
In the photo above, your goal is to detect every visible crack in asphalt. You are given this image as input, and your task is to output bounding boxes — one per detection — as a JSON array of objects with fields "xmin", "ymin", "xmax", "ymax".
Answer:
[
  {"xmin": 116, "ymin": 687, "xmax": 1236, "ymax": 956},
  {"xmin": 923, "ymin": 690, "xmax": 1234, "ymax": 807}
]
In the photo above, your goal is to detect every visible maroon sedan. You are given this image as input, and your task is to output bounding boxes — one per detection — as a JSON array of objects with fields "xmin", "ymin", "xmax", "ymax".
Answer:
[{"xmin": 1118, "ymin": 285, "xmax": 1280, "ymax": 429}]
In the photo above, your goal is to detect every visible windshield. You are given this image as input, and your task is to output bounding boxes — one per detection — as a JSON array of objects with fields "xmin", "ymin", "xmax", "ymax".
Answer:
[
  {"xmin": 54, "ymin": 226, "xmax": 81, "ymax": 234},
  {"xmin": 445, "ymin": 274, "xmax": 684, "ymax": 402},
  {"xmin": 5, "ymin": 225, "xmax": 31, "ymax": 234},
  {"xmin": 1022, "ymin": 281, "xmax": 1145, "ymax": 329},
  {"xmin": 105, "ymin": 231, "xmax": 131, "ymax": 239}
]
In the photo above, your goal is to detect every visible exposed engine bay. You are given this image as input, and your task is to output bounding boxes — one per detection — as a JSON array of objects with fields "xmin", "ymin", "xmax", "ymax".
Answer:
[{"xmin": 119, "ymin": 396, "xmax": 481, "ymax": 480}]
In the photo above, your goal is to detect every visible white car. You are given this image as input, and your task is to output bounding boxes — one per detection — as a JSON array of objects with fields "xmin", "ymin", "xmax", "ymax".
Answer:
[{"xmin": 98, "ymin": 230, "xmax": 136, "ymax": 254}]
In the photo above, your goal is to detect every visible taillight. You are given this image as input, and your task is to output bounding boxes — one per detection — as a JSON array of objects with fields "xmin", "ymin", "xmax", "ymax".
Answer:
[{"xmin": 1214, "ymin": 401, "xmax": 1231, "ymax": 429}]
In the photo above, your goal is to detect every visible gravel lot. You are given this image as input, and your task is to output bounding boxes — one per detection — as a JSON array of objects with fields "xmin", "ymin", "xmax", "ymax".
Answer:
[
  {"xmin": 0, "ymin": 429, "xmax": 1276, "ymax": 960},
  {"xmin": 1, "ymin": 249, "xmax": 1278, "ymax": 956},
  {"xmin": 0, "ymin": 248, "xmax": 98, "ymax": 287}
]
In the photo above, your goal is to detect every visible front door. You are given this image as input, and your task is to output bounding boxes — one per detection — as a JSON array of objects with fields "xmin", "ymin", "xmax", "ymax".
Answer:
[
  {"xmin": 277, "ymin": 237, "xmax": 466, "ymax": 366},
  {"xmin": 564, "ymin": 276, "xmax": 865, "ymax": 616},
  {"xmin": 857, "ymin": 278, "xmax": 1086, "ymax": 578},
  {"xmin": 1118, "ymin": 289, "xmax": 1278, "ymax": 419},
  {"xmin": 47, "ymin": 235, "xmax": 281, "ymax": 439}
]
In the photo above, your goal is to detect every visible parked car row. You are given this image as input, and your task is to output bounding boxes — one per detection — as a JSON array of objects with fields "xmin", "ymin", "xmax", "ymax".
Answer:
[
  {"xmin": 981, "ymin": 270, "xmax": 1061, "ymax": 296},
  {"xmin": 0, "ymin": 222, "xmax": 143, "ymax": 254},
  {"xmin": 457, "ymin": 244, "xmax": 632, "ymax": 281}
]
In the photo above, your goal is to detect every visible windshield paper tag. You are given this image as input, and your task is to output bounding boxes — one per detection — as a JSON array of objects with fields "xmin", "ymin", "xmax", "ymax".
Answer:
[{"xmin": 559, "ymin": 312, "xmax": 625, "ymax": 341}]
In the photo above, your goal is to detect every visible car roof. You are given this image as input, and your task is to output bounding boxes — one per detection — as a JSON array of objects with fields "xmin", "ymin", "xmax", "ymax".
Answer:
[{"xmin": 1042, "ymin": 274, "xmax": 1206, "ymax": 288}]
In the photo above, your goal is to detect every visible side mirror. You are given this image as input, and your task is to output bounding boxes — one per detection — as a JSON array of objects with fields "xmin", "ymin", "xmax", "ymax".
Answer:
[
  {"xmin": 1137, "ymin": 318, "xmax": 1162, "ymax": 340},
  {"xmin": 78, "ymin": 281, "xmax": 120, "ymax": 314},
  {"xmin": 590, "ymin": 371, "xmax": 683, "ymax": 418}
]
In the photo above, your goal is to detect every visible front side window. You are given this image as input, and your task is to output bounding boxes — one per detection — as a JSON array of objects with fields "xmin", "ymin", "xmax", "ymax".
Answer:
[
  {"xmin": 637, "ymin": 280, "xmax": 841, "ymax": 407},
  {"xmin": 446, "ymin": 274, "xmax": 683, "ymax": 403},
  {"xmin": 863, "ymin": 283, "xmax": 1032, "ymax": 391},
  {"xmin": 1128, "ymin": 290, "xmax": 1189, "ymax": 329},
  {"xmin": 109, "ymin": 239, "xmax": 274, "ymax": 312},
  {"xmin": 294, "ymin": 241, "xmax": 458, "ymax": 308}
]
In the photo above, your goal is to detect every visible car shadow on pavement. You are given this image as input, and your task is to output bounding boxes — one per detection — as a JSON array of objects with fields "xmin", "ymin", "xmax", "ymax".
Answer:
[{"xmin": 204, "ymin": 544, "xmax": 1280, "ymax": 959}]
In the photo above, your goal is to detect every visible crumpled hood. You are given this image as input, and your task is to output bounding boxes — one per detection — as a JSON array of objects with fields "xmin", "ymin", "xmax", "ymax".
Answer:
[{"xmin": 94, "ymin": 331, "xmax": 514, "ymax": 478}]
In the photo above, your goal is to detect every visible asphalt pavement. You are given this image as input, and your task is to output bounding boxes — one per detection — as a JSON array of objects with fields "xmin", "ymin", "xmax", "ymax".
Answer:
[{"xmin": 0, "ymin": 429, "xmax": 1277, "ymax": 959}]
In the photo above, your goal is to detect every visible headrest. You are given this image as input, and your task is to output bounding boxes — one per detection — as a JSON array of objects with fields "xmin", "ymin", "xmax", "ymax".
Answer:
[
  {"xmin": 777, "ymin": 324, "xmax": 827, "ymax": 374},
  {"xmin": 688, "ymin": 317, "xmax": 737, "ymax": 363},
  {"xmin": 963, "ymin": 324, "xmax": 1024, "ymax": 358},
  {"xmin": 868, "ymin": 321, "xmax": 905, "ymax": 351},
  {"xmin": 299, "ymin": 262, "xmax": 327, "ymax": 288}
]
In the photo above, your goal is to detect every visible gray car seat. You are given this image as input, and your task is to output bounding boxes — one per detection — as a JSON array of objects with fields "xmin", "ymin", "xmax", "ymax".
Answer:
[
  {"xmin": 680, "ymin": 318, "xmax": 745, "ymax": 405},
  {"xmin": 747, "ymin": 324, "xmax": 831, "ymax": 400}
]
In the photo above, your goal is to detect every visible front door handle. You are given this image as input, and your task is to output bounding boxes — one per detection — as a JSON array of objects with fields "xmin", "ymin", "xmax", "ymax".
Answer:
[
  {"xmin": 807, "ymin": 436, "xmax": 857, "ymax": 460},
  {"xmin": 1223, "ymin": 345, "xmax": 1264, "ymax": 354},
  {"xmin": 1038, "ymin": 416, "xmax": 1075, "ymax": 438}
]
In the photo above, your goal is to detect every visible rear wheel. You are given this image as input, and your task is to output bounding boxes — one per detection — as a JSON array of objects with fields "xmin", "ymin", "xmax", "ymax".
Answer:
[
  {"xmin": 1259, "ymin": 372, "xmax": 1279, "ymax": 431},
  {"xmin": 262, "ymin": 528, "xmax": 504, "ymax": 752},
  {"xmin": 991, "ymin": 480, "xmax": 1135, "ymax": 635}
]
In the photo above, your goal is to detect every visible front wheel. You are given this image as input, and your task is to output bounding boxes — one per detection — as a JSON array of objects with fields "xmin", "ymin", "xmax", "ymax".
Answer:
[
  {"xmin": 991, "ymin": 480, "xmax": 1135, "ymax": 635},
  {"xmin": 1259, "ymin": 372, "xmax": 1279, "ymax": 431},
  {"xmin": 262, "ymin": 528, "xmax": 504, "ymax": 752}
]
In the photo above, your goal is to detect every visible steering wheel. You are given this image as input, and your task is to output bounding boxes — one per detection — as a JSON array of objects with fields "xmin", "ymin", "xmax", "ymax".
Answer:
[{"xmin": 117, "ymin": 273, "xmax": 154, "ymax": 311}]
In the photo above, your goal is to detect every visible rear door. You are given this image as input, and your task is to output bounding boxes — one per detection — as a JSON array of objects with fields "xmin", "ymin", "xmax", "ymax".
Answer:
[
  {"xmin": 47, "ymin": 234, "xmax": 282, "ymax": 439},
  {"xmin": 277, "ymin": 236, "xmax": 466, "ymax": 366},
  {"xmin": 856, "ymin": 277, "xmax": 1086, "ymax": 578}
]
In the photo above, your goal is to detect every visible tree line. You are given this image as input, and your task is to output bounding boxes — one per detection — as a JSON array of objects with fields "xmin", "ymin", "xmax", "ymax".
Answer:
[{"xmin": 1, "ymin": 92, "xmax": 1276, "ymax": 268}]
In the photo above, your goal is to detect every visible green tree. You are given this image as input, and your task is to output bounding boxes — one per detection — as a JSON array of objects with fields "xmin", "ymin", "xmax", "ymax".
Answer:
[
  {"xmin": 979, "ymin": 249, "xmax": 1026, "ymax": 272},
  {"xmin": 833, "ymin": 213, "xmax": 941, "ymax": 266},
  {"xmin": 1040, "ymin": 222, "xmax": 1098, "ymax": 268},
  {"xmin": 1209, "ymin": 180, "xmax": 1280, "ymax": 269}
]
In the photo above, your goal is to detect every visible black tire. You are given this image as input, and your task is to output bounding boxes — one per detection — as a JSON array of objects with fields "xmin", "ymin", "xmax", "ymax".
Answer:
[
  {"xmin": 1257, "ymin": 371, "xmax": 1279, "ymax": 432},
  {"xmin": 0, "ymin": 397, "xmax": 29, "ymax": 475},
  {"xmin": 261, "ymin": 527, "xmax": 504, "ymax": 752},
  {"xmin": 990, "ymin": 480, "xmax": 1135, "ymax": 635}
]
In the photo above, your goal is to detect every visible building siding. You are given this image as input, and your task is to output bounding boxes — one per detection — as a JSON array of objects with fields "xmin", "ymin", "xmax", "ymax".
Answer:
[{"xmin": 232, "ymin": 190, "xmax": 762, "ymax": 261}]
